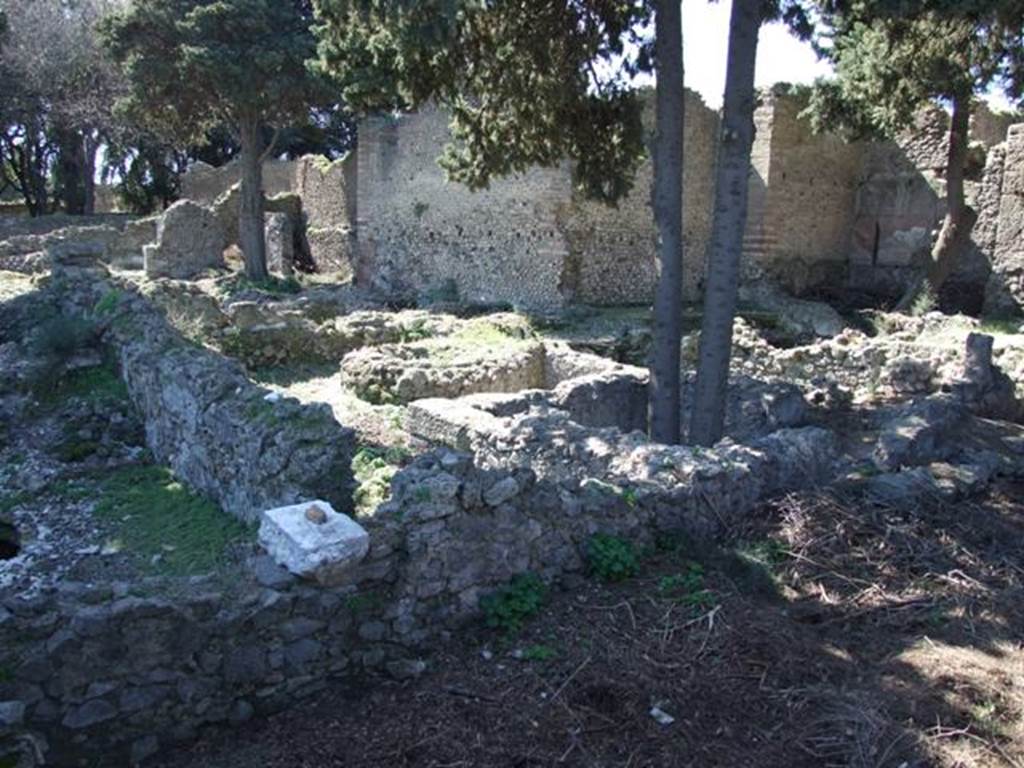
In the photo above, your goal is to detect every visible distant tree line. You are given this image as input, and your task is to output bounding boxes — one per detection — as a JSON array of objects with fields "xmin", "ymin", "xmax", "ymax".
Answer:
[{"xmin": 0, "ymin": 0, "xmax": 354, "ymax": 218}]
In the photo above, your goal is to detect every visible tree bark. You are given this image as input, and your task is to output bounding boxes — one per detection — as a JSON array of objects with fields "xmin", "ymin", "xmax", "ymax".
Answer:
[
  {"xmin": 649, "ymin": 0, "xmax": 685, "ymax": 445},
  {"xmin": 896, "ymin": 90, "xmax": 976, "ymax": 311},
  {"xmin": 238, "ymin": 116, "xmax": 269, "ymax": 281},
  {"xmin": 83, "ymin": 132, "xmax": 98, "ymax": 215},
  {"xmin": 56, "ymin": 126, "xmax": 87, "ymax": 215},
  {"xmin": 690, "ymin": 0, "xmax": 762, "ymax": 446}
]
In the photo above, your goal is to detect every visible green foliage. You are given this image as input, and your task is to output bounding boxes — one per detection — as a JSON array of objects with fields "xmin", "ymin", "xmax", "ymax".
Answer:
[
  {"xmin": 805, "ymin": 5, "xmax": 1024, "ymax": 139},
  {"xmin": 423, "ymin": 278, "xmax": 460, "ymax": 306},
  {"xmin": 229, "ymin": 275, "xmax": 303, "ymax": 297},
  {"xmin": 910, "ymin": 282, "xmax": 938, "ymax": 317},
  {"xmin": 101, "ymin": 0, "xmax": 329, "ymax": 147},
  {"xmin": 522, "ymin": 644, "xmax": 558, "ymax": 662},
  {"xmin": 481, "ymin": 573, "xmax": 547, "ymax": 635},
  {"xmin": 657, "ymin": 562, "xmax": 716, "ymax": 611},
  {"xmin": 32, "ymin": 315, "xmax": 101, "ymax": 364},
  {"xmin": 92, "ymin": 465, "xmax": 251, "ymax": 576},
  {"xmin": 93, "ymin": 289, "xmax": 122, "ymax": 318},
  {"xmin": 587, "ymin": 533, "xmax": 639, "ymax": 582},
  {"xmin": 396, "ymin": 318, "xmax": 432, "ymax": 343},
  {"xmin": 41, "ymin": 361, "xmax": 128, "ymax": 407},
  {"xmin": 312, "ymin": 0, "xmax": 653, "ymax": 204},
  {"xmin": 352, "ymin": 446, "xmax": 406, "ymax": 515}
]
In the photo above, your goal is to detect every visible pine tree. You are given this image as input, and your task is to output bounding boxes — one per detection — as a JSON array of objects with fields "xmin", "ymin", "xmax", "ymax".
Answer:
[{"xmin": 101, "ymin": 0, "xmax": 329, "ymax": 280}]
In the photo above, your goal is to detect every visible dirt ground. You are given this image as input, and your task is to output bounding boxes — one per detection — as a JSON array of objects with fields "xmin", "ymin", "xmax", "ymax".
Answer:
[{"xmin": 154, "ymin": 480, "xmax": 1024, "ymax": 768}]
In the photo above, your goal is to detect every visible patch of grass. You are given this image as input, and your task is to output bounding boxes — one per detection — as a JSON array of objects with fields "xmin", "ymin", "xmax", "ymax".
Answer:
[
  {"xmin": 718, "ymin": 538, "xmax": 789, "ymax": 598},
  {"xmin": 737, "ymin": 538, "xmax": 789, "ymax": 569},
  {"xmin": 54, "ymin": 440, "xmax": 100, "ymax": 463},
  {"xmin": 979, "ymin": 316, "xmax": 1023, "ymax": 335},
  {"xmin": 32, "ymin": 315, "xmax": 101, "ymax": 362},
  {"xmin": 522, "ymin": 644, "xmax": 558, "ymax": 662},
  {"xmin": 229, "ymin": 275, "xmax": 303, "ymax": 296},
  {"xmin": 587, "ymin": 533, "xmax": 640, "ymax": 582},
  {"xmin": 481, "ymin": 573, "xmax": 547, "ymax": 635},
  {"xmin": 658, "ymin": 562, "xmax": 716, "ymax": 611},
  {"xmin": 345, "ymin": 591, "xmax": 385, "ymax": 615},
  {"xmin": 92, "ymin": 465, "xmax": 251, "ymax": 577},
  {"xmin": 0, "ymin": 491, "xmax": 32, "ymax": 517},
  {"xmin": 423, "ymin": 277, "xmax": 459, "ymax": 305}
]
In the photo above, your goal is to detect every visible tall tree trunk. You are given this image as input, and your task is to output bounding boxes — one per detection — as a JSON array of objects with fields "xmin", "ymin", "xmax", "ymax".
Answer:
[
  {"xmin": 238, "ymin": 116, "xmax": 269, "ymax": 282},
  {"xmin": 57, "ymin": 126, "xmax": 87, "ymax": 215},
  {"xmin": 649, "ymin": 0, "xmax": 685, "ymax": 445},
  {"xmin": 690, "ymin": 0, "xmax": 762, "ymax": 447},
  {"xmin": 896, "ymin": 91, "xmax": 976, "ymax": 311},
  {"xmin": 83, "ymin": 132, "xmax": 98, "ymax": 215}
]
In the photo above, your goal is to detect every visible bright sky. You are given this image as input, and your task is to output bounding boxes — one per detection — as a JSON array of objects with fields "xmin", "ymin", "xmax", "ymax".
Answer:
[
  {"xmin": 683, "ymin": 0, "xmax": 831, "ymax": 109},
  {"xmin": 682, "ymin": 0, "xmax": 1016, "ymax": 112}
]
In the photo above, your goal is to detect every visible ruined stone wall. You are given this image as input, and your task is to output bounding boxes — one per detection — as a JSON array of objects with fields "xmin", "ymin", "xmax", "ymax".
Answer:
[
  {"xmin": 2, "ymin": 419, "xmax": 838, "ymax": 765},
  {"xmin": 566, "ymin": 89, "xmax": 719, "ymax": 304},
  {"xmin": 355, "ymin": 104, "xmax": 574, "ymax": 308},
  {"xmin": 745, "ymin": 90, "xmax": 863, "ymax": 295},
  {"xmin": 54, "ymin": 268, "xmax": 357, "ymax": 522},
  {"xmin": 984, "ymin": 125, "xmax": 1024, "ymax": 314},
  {"xmin": 181, "ymin": 160, "xmax": 299, "ymax": 206}
]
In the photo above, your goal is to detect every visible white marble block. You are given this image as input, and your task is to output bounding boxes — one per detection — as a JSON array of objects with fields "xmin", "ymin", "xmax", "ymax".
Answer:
[{"xmin": 258, "ymin": 500, "xmax": 369, "ymax": 585}]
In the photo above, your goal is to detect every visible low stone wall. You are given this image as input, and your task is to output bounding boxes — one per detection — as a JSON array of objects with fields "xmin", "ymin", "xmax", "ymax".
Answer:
[
  {"xmin": 53, "ymin": 266, "xmax": 357, "ymax": 522},
  {"xmin": 1, "ymin": 416, "xmax": 839, "ymax": 766}
]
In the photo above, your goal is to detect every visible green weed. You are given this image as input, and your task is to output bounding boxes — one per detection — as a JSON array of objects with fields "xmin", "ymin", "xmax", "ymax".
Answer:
[
  {"xmin": 587, "ymin": 533, "xmax": 640, "ymax": 582},
  {"xmin": 481, "ymin": 573, "xmax": 547, "ymax": 635},
  {"xmin": 522, "ymin": 644, "xmax": 558, "ymax": 662},
  {"xmin": 93, "ymin": 289, "xmax": 122, "ymax": 317},
  {"xmin": 352, "ymin": 446, "xmax": 406, "ymax": 515},
  {"xmin": 658, "ymin": 562, "xmax": 716, "ymax": 611}
]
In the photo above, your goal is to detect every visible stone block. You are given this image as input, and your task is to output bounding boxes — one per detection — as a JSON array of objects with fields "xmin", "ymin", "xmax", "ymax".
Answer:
[
  {"xmin": 143, "ymin": 200, "xmax": 225, "ymax": 280},
  {"xmin": 258, "ymin": 501, "xmax": 369, "ymax": 585},
  {"xmin": 265, "ymin": 212, "xmax": 294, "ymax": 276}
]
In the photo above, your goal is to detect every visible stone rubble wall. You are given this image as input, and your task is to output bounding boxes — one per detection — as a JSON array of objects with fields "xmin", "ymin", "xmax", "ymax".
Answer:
[
  {"xmin": 984, "ymin": 125, "xmax": 1024, "ymax": 315},
  {"xmin": 52, "ymin": 267, "xmax": 357, "ymax": 523},
  {"xmin": 0, "ymin": 415, "xmax": 840, "ymax": 766},
  {"xmin": 181, "ymin": 155, "xmax": 356, "ymax": 275}
]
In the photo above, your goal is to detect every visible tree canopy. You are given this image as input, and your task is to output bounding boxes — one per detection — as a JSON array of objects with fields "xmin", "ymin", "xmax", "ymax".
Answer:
[
  {"xmin": 312, "ymin": 0, "xmax": 655, "ymax": 204},
  {"xmin": 101, "ymin": 0, "xmax": 328, "ymax": 147}
]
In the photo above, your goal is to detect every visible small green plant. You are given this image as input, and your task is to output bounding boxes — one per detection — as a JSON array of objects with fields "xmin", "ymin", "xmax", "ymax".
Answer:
[
  {"xmin": 587, "ymin": 533, "xmax": 640, "ymax": 582},
  {"xmin": 412, "ymin": 201, "xmax": 429, "ymax": 218},
  {"xmin": 621, "ymin": 487, "xmax": 638, "ymax": 508},
  {"xmin": 737, "ymin": 538, "xmax": 789, "ymax": 569},
  {"xmin": 658, "ymin": 562, "xmax": 716, "ymax": 610},
  {"xmin": 481, "ymin": 573, "xmax": 547, "ymax": 635},
  {"xmin": 909, "ymin": 282, "xmax": 937, "ymax": 317},
  {"xmin": 55, "ymin": 440, "xmax": 100, "ymax": 463},
  {"xmin": 93, "ymin": 289, "xmax": 122, "ymax": 317},
  {"xmin": 424, "ymin": 277, "xmax": 460, "ymax": 305},
  {"xmin": 352, "ymin": 446, "xmax": 405, "ymax": 515},
  {"xmin": 32, "ymin": 315, "xmax": 101, "ymax": 362},
  {"xmin": 522, "ymin": 644, "xmax": 558, "ymax": 662},
  {"xmin": 345, "ymin": 591, "xmax": 384, "ymax": 615},
  {"xmin": 397, "ymin": 318, "xmax": 433, "ymax": 343}
]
